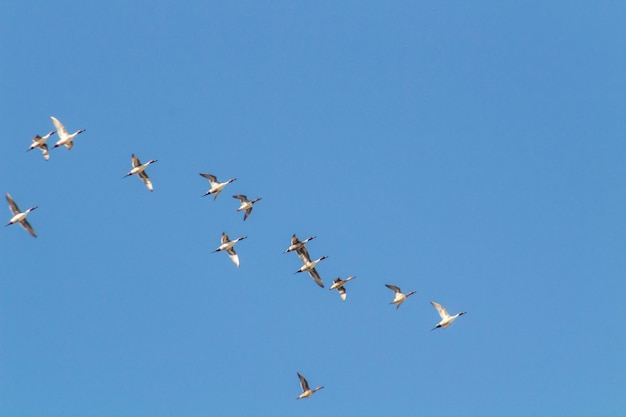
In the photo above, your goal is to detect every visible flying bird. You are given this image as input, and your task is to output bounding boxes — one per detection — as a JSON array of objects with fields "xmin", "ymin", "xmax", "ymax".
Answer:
[
  {"xmin": 385, "ymin": 284, "xmax": 416, "ymax": 309},
  {"xmin": 295, "ymin": 250, "xmax": 327, "ymax": 288},
  {"xmin": 283, "ymin": 234, "xmax": 316, "ymax": 255},
  {"xmin": 296, "ymin": 372, "xmax": 324, "ymax": 399},
  {"xmin": 5, "ymin": 193, "xmax": 38, "ymax": 237},
  {"xmin": 232, "ymin": 194, "xmax": 262, "ymax": 221},
  {"xmin": 199, "ymin": 173, "xmax": 236, "ymax": 200},
  {"xmin": 329, "ymin": 276, "xmax": 356, "ymax": 301},
  {"xmin": 430, "ymin": 301, "xmax": 466, "ymax": 330},
  {"xmin": 50, "ymin": 116, "xmax": 85, "ymax": 150},
  {"xmin": 27, "ymin": 131, "xmax": 55, "ymax": 160},
  {"xmin": 123, "ymin": 154, "xmax": 158, "ymax": 191},
  {"xmin": 213, "ymin": 232, "xmax": 247, "ymax": 267}
]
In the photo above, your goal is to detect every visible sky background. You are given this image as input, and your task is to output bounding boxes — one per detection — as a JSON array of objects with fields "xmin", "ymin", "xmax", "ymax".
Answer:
[{"xmin": 2, "ymin": 1, "xmax": 626, "ymax": 416}]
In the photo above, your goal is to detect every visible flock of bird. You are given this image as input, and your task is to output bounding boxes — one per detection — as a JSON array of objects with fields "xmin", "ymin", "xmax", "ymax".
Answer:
[{"xmin": 9, "ymin": 115, "xmax": 467, "ymax": 400}]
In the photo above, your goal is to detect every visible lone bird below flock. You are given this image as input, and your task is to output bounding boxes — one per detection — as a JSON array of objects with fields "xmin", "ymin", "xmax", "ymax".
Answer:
[
  {"xmin": 213, "ymin": 232, "xmax": 247, "ymax": 267},
  {"xmin": 296, "ymin": 372, "xmax": 324, "ymax": 400},
  {"xmin": 329, "ymin": 276, "xmax": 356, "ymax": 301},
  {"xmin": 5, "ymin": 193, "xmax": 38, "ymax": 238},
  {"xmin": 385, "ymin": 284, "xmax": 416, "ymax": 309},
  {"xmin": 232, "ymin": 194, "xmax": 262, "ymax": 221},
  {"xmin": 295, "ymin": 251, "xmax": 327, "ymax": 288},
  {"xmin": 27, "ymin": 131, "xmax": 55, "ymax": 160},
  {"xmin": 200, "ymin": 173, "xmax": 236, "ymax": 200},
  {"xmin": 123, "ymin": 154, "xmax": 158, "ymax": 191},
  {"xmin": 50, "ymin": 116, "xmax": 85, "ymax": 150},
  {"xmin": 430, "ymin": 301, "xmax": 466, "ymax": 330}
]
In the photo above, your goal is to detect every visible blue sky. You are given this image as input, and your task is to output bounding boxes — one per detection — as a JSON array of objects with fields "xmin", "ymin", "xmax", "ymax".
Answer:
[{"xmin": 2, "ymin": 1, "xmax": 626, "ymax": 416}]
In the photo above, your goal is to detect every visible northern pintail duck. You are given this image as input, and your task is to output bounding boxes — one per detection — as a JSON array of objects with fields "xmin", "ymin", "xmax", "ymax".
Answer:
[
  {"xmin": 283, "ymin": 234, "xmax": 316, "ymax": 254},
  {"xmin": 296, "ymin": 372, "xmax": 324, "ymax": 400},
  {"xmin": 232, "ymin": 194, "xmax": 262, "ymax": 221},
  {"xmin": 296, "ymin": 251, "xmax": 327, "ymax": 288},
  {"xmin": 27, "ymin": 131, "xmax": 55, "ymax": 160},
  {"xmin": 213, "ymin": 232, "xmax": 247, "ymax": 267},
  {"xmin": 50, "ymin": 116, "xmax": 85, "ymax": 150},
  {"xmin": 123, "ymin": 154, "xmax": 158, "ymax": 191},
  {"xmin": 329, "ymin": 276, "xmax": 356, "ymax": 301},
  {"xmin": 199, "ymin": 173, "xmax": 236, "ymax": 200},
  {"xmin": 5, "ymin": 193, "xmax": 38, "ymax": 237},
  {"xmin": 430, "ymin": 301, "xmax": 466, "ymax": 330},
  {"xmin": 385, "ymin": 284, "xmax": 416, "ymax": 309}
]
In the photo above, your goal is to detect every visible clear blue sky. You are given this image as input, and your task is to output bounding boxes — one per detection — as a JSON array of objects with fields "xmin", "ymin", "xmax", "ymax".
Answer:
[{"xmin": 2, "ymin": 1, "xmax": 626, "ymax": 416}]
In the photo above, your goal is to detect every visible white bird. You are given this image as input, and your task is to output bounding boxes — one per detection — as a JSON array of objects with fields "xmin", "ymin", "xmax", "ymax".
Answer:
[
  {"xmin": 329, "ymin": 276, "xmax": 356, "ymax": 301},
  {"xmin": 27, "ymin": 131, "xmax": 55, "ymax": 160},
  {"xmin": 199, "ymin": 173, "xmax": 236, "ymax": 200},
  {"xmin": 50, "ymin": 116, "xmax": 85, "ymax": 150},
  {"xmin": 296, "ymin": 372, "xmax": 324, "ymax": 400},
  {"xmin": 385, "ymin": 284, "xmax": 416, "ymax": 309},
  {"xmin": 213, "ymin": 232, "xmax": 247, "ymax": 267},
  {"xmin": 5, "ymin": 193, "xmax": 37, "ymax": 237},
  {"xmin": 296, "ymin": 251, "xmax": 327, "ymax": 288},
  {"xmin": 123, "ymin": 154, "xmax": 158, "ymax": 191},
  {"xmin": 232, "ymin": 194, "xmax": 262, "ymax": 221},
  {"xmin": 283, "ymin": 234, "xmax": 316, "ymax": 255},
  {"xmin": 431, "ymin": 301, "xmax": 466, "ymax": 330}
]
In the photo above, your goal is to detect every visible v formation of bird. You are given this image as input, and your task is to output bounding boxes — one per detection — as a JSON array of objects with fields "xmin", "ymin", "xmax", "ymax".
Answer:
[{"xmin": 11, "ymin": 115, "xmax": 467, "ymax": 400}]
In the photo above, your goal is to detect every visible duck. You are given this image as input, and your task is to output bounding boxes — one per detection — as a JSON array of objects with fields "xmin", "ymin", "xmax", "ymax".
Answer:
[
  {"xmin": 295, "ymin": 251, "xmax": 327, "ymax": 288},
  {"xmin": 123, "ymin": 154, "xmax": 158, "ymax": 191},
  {"xmin": 27, "ymin": 131, "xmax": 55, "ymax": 160},
  {"xmin": 329, "ymin": 276, "xmax": 356, "ymax": 301},
  {"xmin": 431, "ymin": 301, "xmax": 466, "ymax": 330},
  {"xmin": 5, "ymin": 193, "xmax": 37, "ymax": 238},
  {"xmin": 213, "ymin": 232, "xmax": 247, "ymax": 267},
  {"xmin": 232, "ymin": 194, "xmax": 262, "ymax": 221},
  {"xmin": 385, "ymin": 284, "xmax": 416, "ymax": 309},
  {"xmin": 296, "ymin": 372, "xmax": 324, "ymax": 400},
  {"xmin": 283, "ymin": 234, "xmax": 316, "ymax": 254},
  {"xmin": 50, "ymin": 116, "xmax": 85, "ymax": 150},
  {"xmin": 199, "ymin": 173, "xmax": 236, "ymax": 200}
]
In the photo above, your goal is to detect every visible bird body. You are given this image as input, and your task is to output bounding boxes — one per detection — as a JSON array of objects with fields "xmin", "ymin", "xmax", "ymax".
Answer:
[
  {"xmin": 385, "ymin": 284, "xmax": 415, "ymax": 309},
  {"xmin": 5, "ymin": 193, "xmax": 37, "ymax": 237},
  {"xmin": 232, "ymin": 194, "xmax": 262, "ymax": 221},
  {"xmin": 284, "ymin": 234, "xmax": 316, "ymax": 254},
  {"xmin": 50, "ymin": 116, "xmax": 85, "ymax": 150},
  {"xmin": 123, "ymin": 154, "xmax": 157, "ymax": 191},
  {"xmin": 28, "ymin": 131, "xmax": 55, "ymax": 160},
  {"xmin": 296, "ymin": 251, "xmax": 327, "ymax": 288},
  {"xmin": 296, "ymin": 372, "xmax": 324, "ymax": 399},
  {"xmin": 200, "ymin": 173, "xmax": 236, "ymax": 200},
  {"xmin": 214, "ymin": 232, "xmax": 247, "ymax": 267},
  {"xmin": 329, "ymin": 276, "xmax": 356, "ymax": 301},
  {"xmin": 431, "ymin": 301, "xmax": 466, "ymax": 330}
]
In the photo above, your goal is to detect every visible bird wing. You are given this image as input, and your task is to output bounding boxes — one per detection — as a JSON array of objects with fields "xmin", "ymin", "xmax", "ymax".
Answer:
[
  {"xmin": 6, "ymin": 193, "xmax": 20, "ymax": 215},
  {"xmin": 296, "ymin": 246, "xmax": 311, "ymax": 264},
  {"xmin": 65, "ymin": 140, "xmax": 74, "ymax": 150},
  {"xmin": 226, "ymin": 247, "xmax": 239, "ymax": 267},
  {"xmin": 431, "ymin": 301, "xmax": 450, "ymax": 320},
  {"xmin": 291, "ymin": 234, "xmax": 300, "ymax": 245},
  {"xmin": 232, "ymin": 194, "xmax": 248, "ymax": 202},
  {"xmin": 31, "ymin": 134, "xmax": 42, "ymax": 143},
  {"xmin": 308, "ymin": 268, "xmax": 324, "ymax": 288},
  {"xmin": 199, "ymin": 173, "xmax": 218, "ymax": 185},
  {"xmin": 131, "ymin": 154, "xmax": 141, "ymax": 167},
  {"xmin": 50, "ymin": 116, "xmax": 68, "ymax": 136},
  {"xmin": 40, "ymin": 143, "xmax": 49, "ymax": 160},
  {"xmin": 221, "ymin": 233, "xmax": 230, "ymax": 244},
  {"xmin": 243, "ymin": 207, "xmax": 253, "ymax": 221},
  {"xmin": 297, "ymin": 373, "xmax": 310, "ymax": 391},
  {"xmin": 138, "ymin": 170, "xmax": 153, "ymax": 191},
  {"xmin": 20, "ymin": 219, "xmax": 37, "ymax": 238},
  {"xmin": 385, "ymin": 284, "xmax": 401, "ymax": 293}
]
